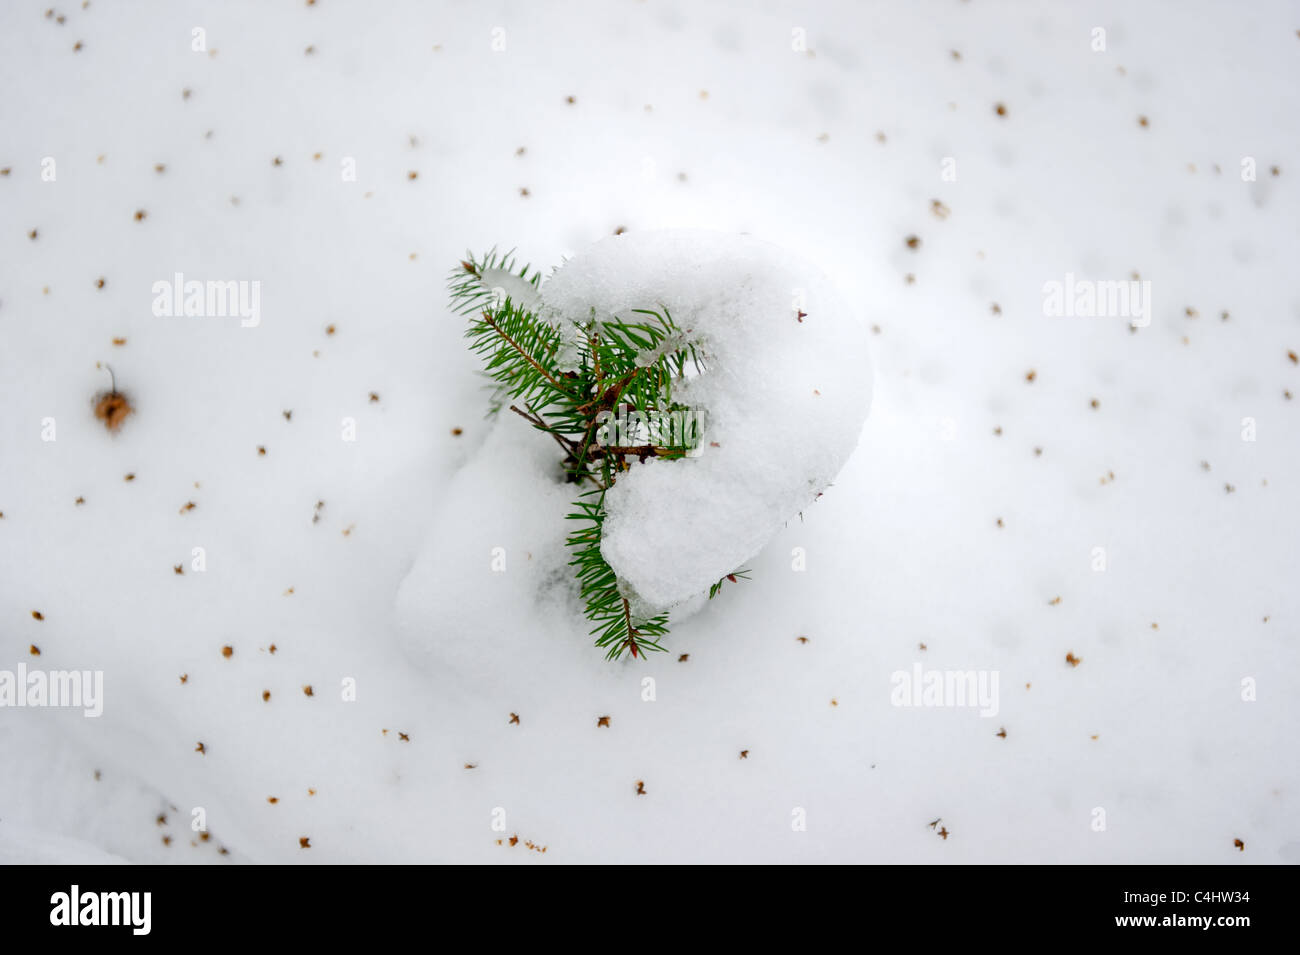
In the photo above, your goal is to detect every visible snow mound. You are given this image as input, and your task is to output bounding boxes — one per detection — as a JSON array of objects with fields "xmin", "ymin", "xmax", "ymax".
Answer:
[{"xmin": 540, "ymin": 230, "xmax": 873, "ymax": 611}]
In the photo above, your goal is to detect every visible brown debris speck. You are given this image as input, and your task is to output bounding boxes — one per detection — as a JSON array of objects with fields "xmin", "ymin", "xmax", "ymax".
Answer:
[
  {"xmin": 1066, "ymin": 652, "xmax": 1082, "ymax": 667},
  {"xmin": 29, "ymin": 645, "xmax": 40, "ymax": 656},
  {"xmin": 262, "ymin": 690, "xmax": 270, "ymax": 701},
  {"xmin": 635, "ymin": 780, "xmax": 646, "ymax": 795},
  {"xmin": 1138, "ymin": 115, "xmax": 1149, "ymax": 128},
  {"xmin": 678, "ymin": 653, "xmax": 689, "ymax": 662},
  {"xmin": 195, "ymin": 742, "xmax": 206, "ymax": 754},
  {"xmin": 94, "ymin": 391, "xmax": 133, "ymax": 432},
  {"xmin": 134, "ymin": 209, "xmax": 147, "ymax": 221},
  {"xmin": 994, "ymin": 103, "xmax": 1007, "ymax": 117},
  {"xmin": 299, "ymin": 837, "xmax": 310, "ymax": 848},
  {"xmin": 596, "ymin": 716, "xmax": 610, "ymax": 728},
  {"xmin": 508, "ymin": 712, "xmax": 520, "ymax": 725},
  {"xmin": 303, "ymin": 685, "xmax": 314, "ymax": 697},
  {"xmin": 31, "ymin": 610, "xmax": 44, "ymax": 621},
  {"xmin": 905, "ymin": 235, "xmax": 921, "ymax": 250},
  {"xmin": 221, "ymin": 645, "xmax": 233, "ymax": 658},
  {"xmin": 996, "ymin": 727, "xmax": 1007, "ymax": 738},
  {"xmin": 1234, "ymin": 838, "xmax": 1244, "ymax": 851},
  {"xmin": 739, "ymin": 750, "xmax": 748, "ymax": 759},
  {"xmin": 179, "ymin": 501, "xmax": 196, "ymax": 514}
]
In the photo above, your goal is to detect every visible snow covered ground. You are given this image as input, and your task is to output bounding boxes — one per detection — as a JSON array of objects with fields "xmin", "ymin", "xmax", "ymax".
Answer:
[{"xmin": 1, "ymin": 0, "xmax": 1297, "ymax": 864}]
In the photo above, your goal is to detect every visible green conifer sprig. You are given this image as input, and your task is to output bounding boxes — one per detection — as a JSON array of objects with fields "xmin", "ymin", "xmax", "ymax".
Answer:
[{"xmin": 449, "ymin": 248, "xmax": 745, "ymax": 660}]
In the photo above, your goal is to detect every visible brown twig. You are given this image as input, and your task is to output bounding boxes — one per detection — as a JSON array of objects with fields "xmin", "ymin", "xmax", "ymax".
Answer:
[
  {"xmin": 622, "ymin": 599, "xmax": 639, "ymax": 658},
  {"xmin": 586, "ymin": 444, "xmax": 685, "ymax": 461},
  {"xmin": 508, "ymin": 404, "xmax": 578, "ymax": 457}
]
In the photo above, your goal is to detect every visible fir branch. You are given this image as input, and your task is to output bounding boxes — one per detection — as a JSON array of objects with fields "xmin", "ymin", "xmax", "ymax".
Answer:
[{"xmin": 451, "ymin": 250, "xmax": 734, "ymax": 660}]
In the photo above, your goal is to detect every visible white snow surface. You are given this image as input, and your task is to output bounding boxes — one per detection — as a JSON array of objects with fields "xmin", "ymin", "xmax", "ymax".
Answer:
[
  {"xmin": 538, "ymin": 230, "xmax": 871, "ymax": 610},
  {"xmin": 2, "ymin": 0, "xmax": 1299, "ymax": 864}
]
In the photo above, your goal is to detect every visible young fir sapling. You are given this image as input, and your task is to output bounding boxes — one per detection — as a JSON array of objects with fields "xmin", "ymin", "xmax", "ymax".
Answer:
[{"xmin": 448, "ymin": 249, "xmax": 747, "ymax": 660}]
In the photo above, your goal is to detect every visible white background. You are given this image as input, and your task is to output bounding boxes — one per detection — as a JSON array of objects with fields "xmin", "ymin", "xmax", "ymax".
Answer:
[{"xmin": 1, "ymin": 0, "xmax": 1297, "ymax": 863}]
